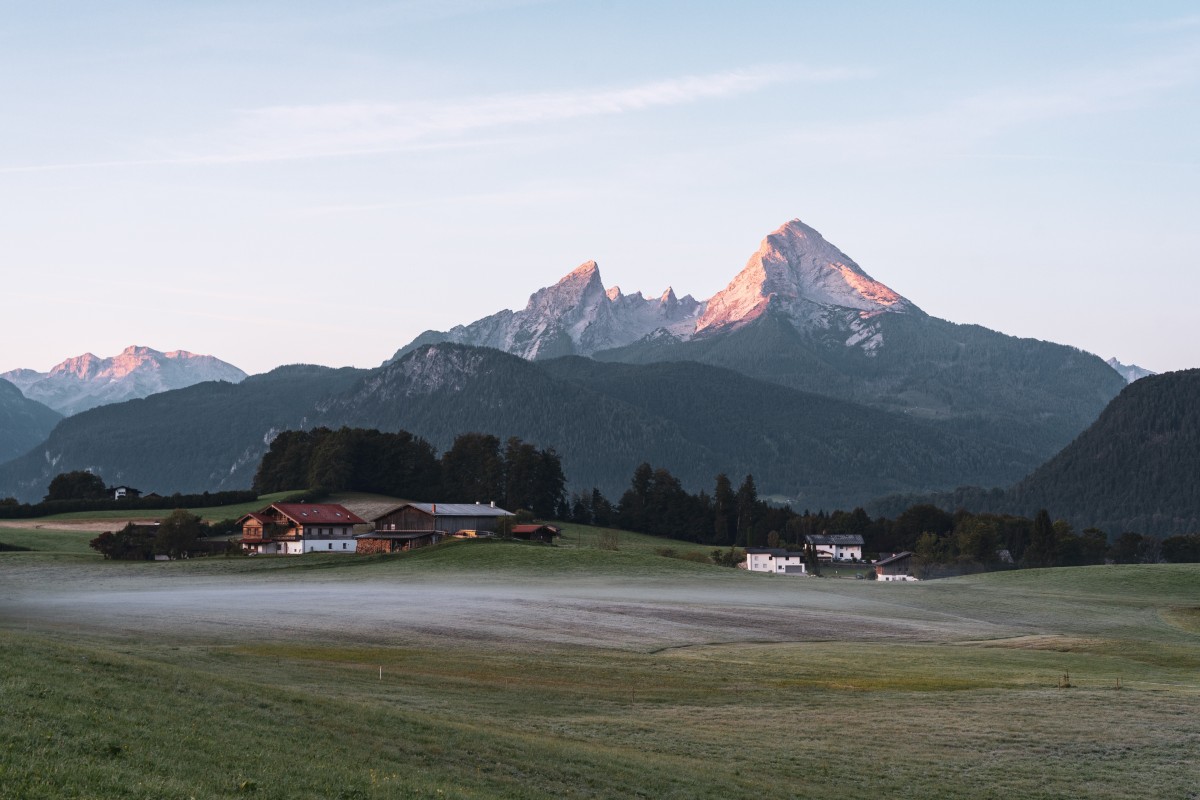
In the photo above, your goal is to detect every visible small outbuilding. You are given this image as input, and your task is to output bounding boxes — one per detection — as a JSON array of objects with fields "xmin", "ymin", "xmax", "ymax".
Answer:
[
  {"xmin": 509, "ymin": 524, "xmax": 560, "ymax": 543},
  {"xmin": 354, "ymin": 530, "xmax": 443, "ymax": 554}
]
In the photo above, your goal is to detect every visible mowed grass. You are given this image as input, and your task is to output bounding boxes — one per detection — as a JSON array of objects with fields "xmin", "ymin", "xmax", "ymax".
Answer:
[{"xmin": 1, "ymin": 536, "xmax": 1198, "ymax": 798}]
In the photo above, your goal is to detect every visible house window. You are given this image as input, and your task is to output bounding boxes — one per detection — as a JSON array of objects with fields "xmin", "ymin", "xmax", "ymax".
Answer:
[
  {"xmin": 328, "ymin": 543, "xmax": 332, "ymax": 550},
  {"xmin": 342, "ymin": 543, "xmax": 347, "ymax": 550}
]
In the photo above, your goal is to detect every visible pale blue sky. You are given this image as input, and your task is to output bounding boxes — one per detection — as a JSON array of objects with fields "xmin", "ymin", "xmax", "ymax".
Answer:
[{"xmin": 3, "ymin": 1, "xmax": 1198, "ymax": 375}]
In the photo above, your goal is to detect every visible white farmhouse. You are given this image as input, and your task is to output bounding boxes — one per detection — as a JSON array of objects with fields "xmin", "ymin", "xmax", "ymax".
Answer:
[
  {"xmin": 804, "ymin": 534, "xmax": 864, "ymax": 562},
  {"xmin": 745, "ymin": 547, "xmax": 808, "ymax": 575}
]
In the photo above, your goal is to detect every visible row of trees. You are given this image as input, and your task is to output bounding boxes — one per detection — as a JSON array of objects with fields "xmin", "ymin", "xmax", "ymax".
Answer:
[
  {"xmin": 582, "ymin": 462, "xmax": 1200, "ymax": 570},
  {"xmin": 253, "ymin": 428, "xmax": 566, "ymax": 519},
  {"xmin": 88, "ymin": 509, "xmax": 215, "ymax": 561}
]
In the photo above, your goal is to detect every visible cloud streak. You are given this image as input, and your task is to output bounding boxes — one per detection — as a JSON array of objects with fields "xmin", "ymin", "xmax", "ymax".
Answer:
[{"xmin": 0, "ymin": 64, "xmax": 860, "ymax": 173}]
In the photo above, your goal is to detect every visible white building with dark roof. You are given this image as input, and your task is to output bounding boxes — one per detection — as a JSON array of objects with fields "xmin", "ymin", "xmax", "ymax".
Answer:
[{"xmin": 804, "ymin": 534, "xmax": 863, "ymax": 562}]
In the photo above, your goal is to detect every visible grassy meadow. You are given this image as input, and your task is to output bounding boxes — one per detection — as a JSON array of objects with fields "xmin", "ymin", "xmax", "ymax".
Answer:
[{"xmin": 1, "ymin": 511, "xmax": 1198, "ymax": 799}]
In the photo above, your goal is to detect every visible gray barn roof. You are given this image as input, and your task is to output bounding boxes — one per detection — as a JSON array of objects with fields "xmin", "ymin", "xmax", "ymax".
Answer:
[{"xmin": 372, "ymin": 502, "xmax": 515, "ymax": 522}]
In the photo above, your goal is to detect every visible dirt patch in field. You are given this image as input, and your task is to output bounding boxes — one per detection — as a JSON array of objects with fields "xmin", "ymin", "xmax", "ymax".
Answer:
[{"xmin": 0, "ymin": 519, "xmax": 157, "ymax": 532}]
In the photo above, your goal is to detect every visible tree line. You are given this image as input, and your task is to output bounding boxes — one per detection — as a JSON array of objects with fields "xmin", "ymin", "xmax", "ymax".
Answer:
[
  {"xmin": 573, "ymin": 461, "xmax": 1200, "ymax": 571},
  {"xmin": 252, "ymin": 427, "xmax": 566, "ymax": 519},
  {"xmin": 0, "ymin": 470, "xmax": 256, "ymax": 519}
]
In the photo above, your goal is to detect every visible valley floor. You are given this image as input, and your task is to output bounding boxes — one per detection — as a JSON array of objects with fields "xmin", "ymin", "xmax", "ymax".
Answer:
[{"xmin": 1, "ymin": 533, "xmax": 1197, "ymax": 799}]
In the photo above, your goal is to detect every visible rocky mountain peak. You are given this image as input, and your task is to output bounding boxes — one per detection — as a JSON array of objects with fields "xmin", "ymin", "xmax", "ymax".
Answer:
[{"xmin": 697, "ymin": 219, "xmax": 917, "ymax": 333}]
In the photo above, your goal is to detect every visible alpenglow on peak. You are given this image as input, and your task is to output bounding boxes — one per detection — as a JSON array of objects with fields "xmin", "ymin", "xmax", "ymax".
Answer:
[
  {"xmin": 392, "ymin": 218, "xmax": 918, "ymax": 361},
  {"xmin": 697, "ymin": 219, "xmax": 917, "ymax": 333}
]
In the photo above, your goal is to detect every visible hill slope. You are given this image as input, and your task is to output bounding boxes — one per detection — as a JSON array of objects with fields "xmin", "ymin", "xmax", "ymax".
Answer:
[
  {"xmin": 1007, "ymin": 368, "xmax": 1200, "ymax": 535},
  {"xmin": 0, "ymin": 366, "xmax": 364, "ymax": 501},
  {"xmin": 0, "ymin": 379, "xmax": 61, "ymax": 464}
]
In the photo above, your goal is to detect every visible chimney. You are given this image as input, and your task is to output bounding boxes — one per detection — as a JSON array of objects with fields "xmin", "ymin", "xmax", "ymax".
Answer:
[{"xmin": 490, "ymin": 501, "xmax": 495, "ymax": 508}]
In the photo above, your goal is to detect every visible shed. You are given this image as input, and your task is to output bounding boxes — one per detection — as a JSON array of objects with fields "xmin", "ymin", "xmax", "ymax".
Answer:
[
  {"xmin": 875, "ymin": 551, "xmax": 916, "ymax": 581},
  {"xmin": 509, "ymin": 524, "xmax": 560, "ymax": 543}
]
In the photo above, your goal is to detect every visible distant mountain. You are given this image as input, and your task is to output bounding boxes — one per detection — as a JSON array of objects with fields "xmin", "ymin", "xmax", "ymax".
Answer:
[
  {"xmin": 1106, "ymin": 357, "xmax": 1155, "ymax": 384},
  {"xmin": 0, "ymin": 344, "xmax": 1035, "ymax": 508},
  {"xmin": 1006, "ymin": 368, "xmax": 1200, "ymax": 535},
  {"xmin": 0, "ymin": 379, "xmax": 61, "ymax": 464},
  {"xmin": 0, "ymin": 365, "xmax": 364, "ymax": 502},
  {"xmin": 2, "ymin": 345, "xmax": 248, "ymax": 415},
  {"xmin": 396, "ymin": 219, "xmax": 1123, "ymax": 464}
]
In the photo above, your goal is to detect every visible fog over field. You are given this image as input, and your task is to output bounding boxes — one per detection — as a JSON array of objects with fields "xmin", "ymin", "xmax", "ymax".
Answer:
[{"xmin": 1, "ymin": 566, "xmax": 1013, "ymax": 650}]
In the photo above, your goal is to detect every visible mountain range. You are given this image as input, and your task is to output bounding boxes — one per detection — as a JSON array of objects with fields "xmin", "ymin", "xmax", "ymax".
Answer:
[
  {"xmin": 2, "ymin": 345, "xmax": 247, "ymax": 416},
  {"xmin": 0, "ymin": 345, "xmax": 1032, "ymax": 508},
  {"xmin": 400, "ymin": 219, "xmax": 1127, "ymax": 463},
  {"xmin": 0, "ymin": 219, "xmax": 1169, "ymax": 527}
]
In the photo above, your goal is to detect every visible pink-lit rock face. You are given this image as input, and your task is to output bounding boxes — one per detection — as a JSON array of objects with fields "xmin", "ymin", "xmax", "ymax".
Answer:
[{"xmin": 697, "ymin": 219, "xmax": 916, "ymax": 334}]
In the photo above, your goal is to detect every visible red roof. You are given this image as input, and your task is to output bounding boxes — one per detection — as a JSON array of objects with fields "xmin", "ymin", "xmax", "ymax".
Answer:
[{"xmin": 269, "ymin": 503, "xmax": 366, "ymax": 525}]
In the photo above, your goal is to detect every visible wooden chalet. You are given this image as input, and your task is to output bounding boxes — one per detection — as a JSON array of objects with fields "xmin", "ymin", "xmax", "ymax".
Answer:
[{"xmin": 237, "ymin": 502, "xmax": 366, "ymax": 555}]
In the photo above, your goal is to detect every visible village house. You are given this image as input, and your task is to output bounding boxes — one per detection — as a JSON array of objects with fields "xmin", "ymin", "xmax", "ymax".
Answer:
[
  {"xmin": 804, "ymin": 534, "xmax": 864, "ymax": 562},
  {"xmin": 355, "ymin": 501, "xmax": 515, "ymax": 554},
  {"xmin": 111, "ymin": 485, "xmax": 141, "ymax": 500},
  {"xmin": 875, "ymin": 551, "xmax": 917, "ymax": 581},
  {"xmin": 238, "ymin": 502, "xmax": 366, "ymax": 555},
  {"xmin": 745, "ymin": 547, "xmax": 808, "ymax": 575}
]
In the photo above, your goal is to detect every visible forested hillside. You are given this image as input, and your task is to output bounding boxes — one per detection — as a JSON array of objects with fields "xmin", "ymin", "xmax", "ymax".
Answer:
[
  {"xmin": 596, "ymin": 307, "xmax": 1125, "ymax": 463},
  {"xmin": 0, "ymin": 366, "xmax": 364, "ymax": 501},
  {"xmin": 0, "ymin": 379, "xmax": 60, "ymax": 462},
  {"xmin": 872, "ymin": 369, "xmax": 1200, "ymax": 536},
  {"xmin": 1007, "ymin": 368, "xmax": 1200, "ymax": 535}
]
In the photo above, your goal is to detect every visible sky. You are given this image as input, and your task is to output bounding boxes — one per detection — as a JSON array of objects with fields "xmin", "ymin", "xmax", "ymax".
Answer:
[{"xmin": 2, "ymin": 1, "xmax": 1198, "ymax": 376}]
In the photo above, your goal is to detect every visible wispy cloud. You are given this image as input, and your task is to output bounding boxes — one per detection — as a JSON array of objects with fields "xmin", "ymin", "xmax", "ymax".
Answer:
[{"xmin": 0, "ymin": 64, "xmax": 861, "ymax": 173}]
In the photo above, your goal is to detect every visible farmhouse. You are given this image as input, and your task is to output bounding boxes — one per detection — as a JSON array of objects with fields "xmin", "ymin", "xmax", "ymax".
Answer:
[
  {"xmin": 875, "ymin": 551, "xmax": 917, "ymax": 581},
  {"xmin": 238, "ymin": 502, "xmax": 366, "ymax": 555},
  {"xmin": 745, "ymin": 547, "xmax": 808, "ymax": 575},
  {"xmin": 804, "ymin": 534, "xmax": 863, "ymax": 562},
  {"xmin": 111, "ymin": 485, "xmax": 141, "ymax": 500}
]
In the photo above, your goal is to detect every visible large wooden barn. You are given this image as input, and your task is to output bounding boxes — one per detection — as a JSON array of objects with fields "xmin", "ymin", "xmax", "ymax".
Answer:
[{"xmin": 354, "ymin": 502, "xmax": 516, "ymax": 553}]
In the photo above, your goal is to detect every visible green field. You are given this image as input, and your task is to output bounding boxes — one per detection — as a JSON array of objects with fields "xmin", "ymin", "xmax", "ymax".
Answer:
[{"xmin": 1, "ymin": 527, "xmax": 1197, "ymax": 799}]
